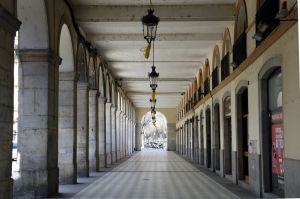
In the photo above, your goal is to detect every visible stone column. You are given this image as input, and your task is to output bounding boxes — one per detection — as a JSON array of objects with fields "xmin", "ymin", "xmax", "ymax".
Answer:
[
  {"xmin": 116, "ymin": 110, "xmax": 121, "ymax": 160},
  {"xmin": 135, "ymin": 123, "xmax": 142, "ymax": 151},
  {"xmin": 97, "ymin": 97, "xmax": 106, "ymax": 170},
  {"xmin": 133, "ymin": 122, "xmax": 136, "ymax": 152},
  {"xmin": 125, "ymin": 117, "xmax": 129, "ymax": 156},
  {"xmin": 128, "ymin": 119, "xmax": 131, "ymax": 155},
  {"xmin": 111, "ymin": 106, "xmax": 117, "ymax": 163},
  {"xmin": 120, "ymin": 112, "xmax": 125, "ymax": 158},
  {"xmin": 58, "ymin": 72, "xmax": 77, "ymax": 184},
  {"xmin": 105, "ymin": 102, "xmax": 112, "ymax": 166},
  {"xmin": 167, "ymin": 123, "xmax": 176, "ymax": 151},
  {"xmin": 16, "ymin": 49, "xmax": 61, "ymax": 198},
  {"xmin": 76, "ymin": 83, "xmax": 89, "ymax": 177},
  {"xmin": 0, "ymin": 5, "xmax": 20, "ymax": 199},
  {"xmin": 89, "ymin": 90, "xmax": 98, "ymax": 172}
]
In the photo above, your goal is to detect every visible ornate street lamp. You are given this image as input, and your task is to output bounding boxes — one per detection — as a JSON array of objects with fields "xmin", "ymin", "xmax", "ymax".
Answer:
[
  {"xmin": 148, "ymin": 65, "xmax": 159, "ymax": 90},
  {"xmin": 150, "ymin": 98, "xmax": 157, "ymax": 108},
  {"xmin": 141, "ymin": 0, "xmax": 160, "ymax": 44},
  {"xmin": 151, "ymin": 109, "xmax": 156, "ymax": 118}
]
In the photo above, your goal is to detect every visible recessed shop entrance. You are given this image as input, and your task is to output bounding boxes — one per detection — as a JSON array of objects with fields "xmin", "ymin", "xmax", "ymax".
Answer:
[
  {"xmin": 260, "ymin": 67, "xmax": 284, "ymax": 197},
  {"xmin": 236, "ymin": 87, "xmax": 249, "ymax": 183}
]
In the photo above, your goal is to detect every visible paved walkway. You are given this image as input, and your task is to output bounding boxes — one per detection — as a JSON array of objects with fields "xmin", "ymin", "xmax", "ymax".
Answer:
[{"xmin": 70, "ymin": 149, "xmax": 255, "ymax": 199}]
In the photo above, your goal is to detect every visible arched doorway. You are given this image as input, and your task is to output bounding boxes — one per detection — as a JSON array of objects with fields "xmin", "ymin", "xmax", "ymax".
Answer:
[
  {"xmin": 141, "ymin": 111, "xmax": 167, "ymax": 150},
  {"xmin": 214, "ymin": 103, "xmax": 221, "ymax": 171},
  {"xmin": 58, "ymin": 24, "xmax": 77, "ymax": 184},
  {"xmin": 260, "ymin": 66, "xmax": 284, "ymax": 197},
  {"xmin": 205, "ymin": 107, "xmax": 212, "ymax": 168},
  {"xmin": 236, "ymin": 84, "xmax": 249, "ymax": 183},
  {"xmin": 223, "ymin": 96, "xmax": 232, "ymax": 176}
]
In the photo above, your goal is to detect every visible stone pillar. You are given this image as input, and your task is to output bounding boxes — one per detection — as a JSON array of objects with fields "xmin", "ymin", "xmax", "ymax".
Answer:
[
  {"xmin": 0, "ymin": 5, "xmax": 20, "ymax": 199},
  {"xmin": 167, "ymin": 123, "xmax": 176, "ymax": 151},
  {"xmin": 105, "ymin": 102, "xmax": 112, "ymax": 166},
  {"xmin": 128, "ymin": 119, "xmax": 131, "ymax": 155},
  {"xmin": 89, "ymin": 90, "xmax": 98, "ymax": 172},
  {"xmin": 58, "ymin": 72, "xmax": 77, "ymax": 184},
  {"xmin": 133, "ymin": 122, "xmax": 136, "ymax": 152},
  {"xmin": 111, "ymin": 106, "xmax": 117, "ymax": 163},
  {"xmin": 120, "ymin": 112, "xmax": 125, "ymax": 158},
  {"xmin": 125, "ymin": 117, "xmax": 129, "ymax": 156},
  {"xmin": 135, "ymin": 123, "xmax": 142, "ymax": 151},
  {"xmin": 116, "ymin": 110, "xmax": 121, "ymax": 160},
  {"xmin": 16, "ymin": 49, "xmax": 61, "ymax": 197},
  {"xmin": 76, "ymin": 83, "xmax": 89, "ymax": 177},
  {"xmin": 97, "ymin": 97, "xmax": 106, "ymax": 170}
]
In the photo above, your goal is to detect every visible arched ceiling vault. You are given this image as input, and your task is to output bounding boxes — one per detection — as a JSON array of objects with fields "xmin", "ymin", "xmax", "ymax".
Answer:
[{"xmin": 70, "ymin": 0, "xmax": 235, "ymax": 108}]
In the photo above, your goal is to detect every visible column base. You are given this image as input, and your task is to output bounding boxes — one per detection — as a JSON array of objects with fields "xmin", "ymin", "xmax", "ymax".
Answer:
[
  {"xmin": 106, "ymin": 153, "xmax": 112, "ymax": 166},
  {"xmin": 97, "ymin": 154, "xmax": 106, "ymax": 170},
  {"xmin": 13, "ymin": 169, "xmax": 49, "ymax": 199},
  {"xmin": 59, "ymin": 163, "xmax": 77, "ymax": 184},
  {"xmin": 112, "ymin": 151, "xmax": 116, "ymax": 163},
  {"xmin": 77, "ymin": 161, "xmax": 89, "ymax": 177}
]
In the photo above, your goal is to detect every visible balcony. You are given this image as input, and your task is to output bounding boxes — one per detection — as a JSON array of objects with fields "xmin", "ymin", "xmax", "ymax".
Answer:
[
  {"xmin": 204, "ymin": 79, "xmax": 210, "ymax": 95},
  {"xmin": 255, "ymin": 0, "xmax": 279, "ymax": 46},
  {"xmin": 198, "ymin": 87, "xmax": 203, "ymax": 101},
  {"xmin": 233, "ymin": 31, "xmax": 247, "ymax": 68},
  {"xmin": 221, "ymin": 52, "xmax": 230, "ymax": 81},
  {"xmin": 212, "ymin": 67, "xmax": 219, "ymax": 89}
]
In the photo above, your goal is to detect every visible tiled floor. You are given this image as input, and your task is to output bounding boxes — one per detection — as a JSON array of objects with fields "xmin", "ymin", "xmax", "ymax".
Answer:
[{"xmin": 68, "ymin": 149, "xmax": 255, "ymax": 199}]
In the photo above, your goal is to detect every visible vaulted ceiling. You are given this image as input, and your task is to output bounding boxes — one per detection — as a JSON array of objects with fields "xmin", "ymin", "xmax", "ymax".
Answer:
[{"xmin": 70, "ymin": 0, "xmax": 235, "ymax": 108}]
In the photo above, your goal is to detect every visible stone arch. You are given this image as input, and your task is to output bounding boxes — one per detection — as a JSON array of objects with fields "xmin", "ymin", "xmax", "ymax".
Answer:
[
  {"xmin": 234, "ymin": 0, "xmax": 248, "ymax": 40},
  {"xmin": 88, "ymin": 55, "xmax": 97, "ymax": 89},
  {"xmin": 76, "ymin": 43, "xmax": 87, "ymax": 82},
  {"xmin": 98, "ymin": 63, "xmax": 105, "ymax": 97},
  {"xmin": 222, "ymin": 28, "xmax": 232, "ymax": 57},
  {"xmin": 105, "ymin": 74, "xmax": 112, "ymax": 102},
  {"xmin": 57, "ymin": 23, "xmax": 77, "ymax": 185},
  {"xmin": 16, "ymin": 0, "xmax": 58, "ymax": 197},
  {"xmin": 111, "ymin": 81, "xmax": 117, "ymax": 107},
  {"xmin": 198, "ymin": 69, "xmax": 203, "ymax": 88},
  {"xmin": 212, "ymin": 45, "xmax": 221, "ymax": 69},
  {"xmin": 204, "ymin": 59, "xmax": 210, "ymax": 80},
  {"xmin": 236, "ymin": 80, "xmax": 249, "ymax": 94},
  {"xmin": 59, "ymin": 24, "xmax": 75, "ymax": 72}
]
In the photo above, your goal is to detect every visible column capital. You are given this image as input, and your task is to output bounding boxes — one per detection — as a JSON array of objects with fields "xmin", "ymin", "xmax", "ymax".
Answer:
[
  {"xmin": 0, "ymin": 5, "xmax": 21, "ymax": 34},
  {"xmin": 111, "ymin": 106, "xmax": 117, "ymax": 113},
  {"xmin": 77, "ymin": 82, "xmax": 89, "ymax": 90},
  {"xmin": 17, "ymin": 49, "xmax": 62, "ymax": 66},
  {"xmin": 59, "ymin": 72, "xmax": 77, "ymax": 81},
  {"xmin": 106, "ymin": 102, "xmax": 112, "ymax": 108},
  {"xmin": 89, "ymin": 89, "xmax": 99, "ymax": 97},
  {"xmin": 98, "ymin": 96, "xmax": 107, "ymax": 104}
]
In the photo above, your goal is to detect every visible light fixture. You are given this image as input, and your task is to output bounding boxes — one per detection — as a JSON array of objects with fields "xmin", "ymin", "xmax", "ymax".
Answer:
[
  {"xmin": 151, "ymin": 109, "xmax": 156, "ymax": 118},
  {"xmin": 150, "ymin": 98, "xmax": 157, "ymax": 108},
  {"xmin": 141, "ymin": 0, "xmax": 160, "ymax": 44},
  {"xmin": 276, "ymin": 1, "xmax": 288, "ymax": 19},
  {"xmin": 149, "ymin": 65, "xmax": 159, "ymax": 90}
]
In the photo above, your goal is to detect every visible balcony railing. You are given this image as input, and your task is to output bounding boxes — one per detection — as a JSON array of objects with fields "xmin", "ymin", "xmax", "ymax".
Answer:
[
  {"xmin": 221, "ymin": 52, "xmax": 230, "ymax": 81},
  {"xmin": 212, "ymin": 67, "xmax": 219, "ymax": 89},
  {"xmin": 204, "ymin": 79, "xmax": 210, "ymax": 95},
  {"xmin": 233, "ymin": 31, "xmax": 247, "ymax": 68},
  {"xmin": 256, "ymin": 0, "xmax": 279, "ymax": 46}
]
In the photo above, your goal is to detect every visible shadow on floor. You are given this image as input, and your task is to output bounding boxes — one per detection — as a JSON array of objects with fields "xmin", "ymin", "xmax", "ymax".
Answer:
[{"xmin": 47, "ymin": 157, "xmax": 130, "ymax": 199}]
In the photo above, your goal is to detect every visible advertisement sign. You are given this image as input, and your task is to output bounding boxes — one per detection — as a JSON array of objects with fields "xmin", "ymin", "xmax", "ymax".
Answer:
[{"xmin": 272, "ymin": 123, "xmax": 284, "ymax": 177}]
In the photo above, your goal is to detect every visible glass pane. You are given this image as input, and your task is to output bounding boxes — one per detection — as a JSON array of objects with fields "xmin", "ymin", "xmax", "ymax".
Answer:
[{"xmin": 268, "ymin": 70, "xmax": 282, "ymax": 111}]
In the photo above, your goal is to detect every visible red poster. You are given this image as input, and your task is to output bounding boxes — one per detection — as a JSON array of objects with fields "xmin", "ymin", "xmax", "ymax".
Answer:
[{"xmin": 272, "ymin": 123, "xmax": 284, "ymax": 177}]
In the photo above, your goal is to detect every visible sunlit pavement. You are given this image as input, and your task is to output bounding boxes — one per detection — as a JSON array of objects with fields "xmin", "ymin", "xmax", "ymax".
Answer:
[{"xmin": 68, "ymin": 149, "xmax": 255, "ymax": 199}]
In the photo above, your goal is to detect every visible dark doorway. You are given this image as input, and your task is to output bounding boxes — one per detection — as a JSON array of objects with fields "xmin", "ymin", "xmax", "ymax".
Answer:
[
  {"xmin": 206, "ymin": 108, "xmax": 211, "ymax": 168},
  {"xmin": 200, "ymin": 112, "xmax": 204, "ymax": 165},
  {"xmin": 194, "ymin": 116, "xmax": 199, "ymax": 163},
  {"xmin": 214, "ymin": 104, "xmax": 221, "ymax": 171},
  {"xmin": 224, "ymin": 97, "xmax": 232, "ymax": 175},
  {"xmin": 237, "ymin": 87, "xmax": 249, "ymax": 183},
  {"xmin": 261, "ymin": 68, "xmax": 284, "ymax": 197}
]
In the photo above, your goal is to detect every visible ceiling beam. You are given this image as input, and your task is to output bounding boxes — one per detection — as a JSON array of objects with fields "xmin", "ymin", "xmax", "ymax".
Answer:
[
  {"xmin": 74, "ymin": 4, "xmax": 235, "ymax": 22},
  {"xmin": 127, "ymin": 92, "xmax": 183, "ymax": 96},
  {"xmin": 87, "ymin": 33, "xmax": 222, "ymax": 42},
  {"xmin": 119, "ymin": 78, "xmax": 192, "ymax": 82}
]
